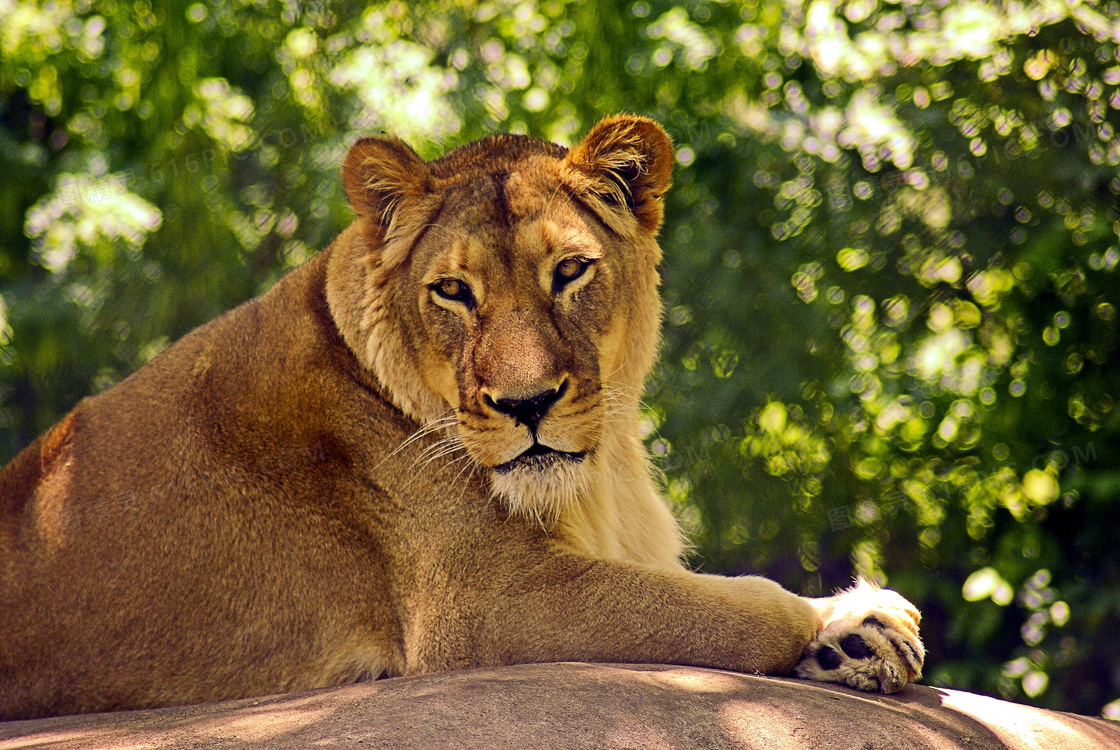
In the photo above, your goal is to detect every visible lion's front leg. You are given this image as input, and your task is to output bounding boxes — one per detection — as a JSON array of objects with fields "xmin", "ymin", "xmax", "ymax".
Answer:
[
  {"xmin": 400, "ymin": 550, "xmax": 822, "ymax": 679},
  {"xmin": 794, "ymin": 578, "xmax": 924, "ymax": 693}
]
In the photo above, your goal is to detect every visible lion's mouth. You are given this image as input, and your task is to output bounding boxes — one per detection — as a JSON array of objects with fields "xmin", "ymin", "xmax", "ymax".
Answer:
[{"xmin": 494, "ymin": 442, "xmax": 586, "ymax": 475}]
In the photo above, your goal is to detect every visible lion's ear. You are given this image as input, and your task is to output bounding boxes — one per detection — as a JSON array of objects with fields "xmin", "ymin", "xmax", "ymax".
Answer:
[
  {"xmin": 342, "ymin": 136, "xmax": 433, "ymax": 228},
  {"xmin": 563, "ymin": 115, "xmax": 674, "ymax": 234}
]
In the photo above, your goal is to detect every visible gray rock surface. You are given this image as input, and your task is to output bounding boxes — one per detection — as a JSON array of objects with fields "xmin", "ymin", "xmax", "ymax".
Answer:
[{"xmin": 2, "ymin": 663, "xmax": 1117, "ymax": 749}]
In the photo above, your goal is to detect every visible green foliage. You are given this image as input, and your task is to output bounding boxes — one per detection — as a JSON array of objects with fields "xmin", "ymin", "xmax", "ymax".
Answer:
[{"xmin": 2, "ymin": 0, "xmax": 1118, "ymax": 717}]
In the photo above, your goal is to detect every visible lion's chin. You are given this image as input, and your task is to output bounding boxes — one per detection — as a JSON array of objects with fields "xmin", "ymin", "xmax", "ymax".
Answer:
[{"xmin": 490, "ymin": 449, "xmax": 592, "ymax": 523}]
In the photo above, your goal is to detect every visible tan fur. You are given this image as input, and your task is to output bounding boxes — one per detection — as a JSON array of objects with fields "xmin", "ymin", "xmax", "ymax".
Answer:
[{"xmin": 0, "ymin": 116, "xmax": 922, "ymax": 720}]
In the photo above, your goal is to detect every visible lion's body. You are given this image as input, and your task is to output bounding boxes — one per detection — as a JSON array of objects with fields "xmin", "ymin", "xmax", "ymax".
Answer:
[
  {"xmin": 1, "ymin": 253, "xmax": 397, "ymax": 713},
  {"xmin": 0, "ymin": 117, "xmax": 922, "ymax": 720}
]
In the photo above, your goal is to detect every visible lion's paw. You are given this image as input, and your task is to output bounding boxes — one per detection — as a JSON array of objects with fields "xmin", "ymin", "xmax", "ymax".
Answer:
[{"xmin": 794, "ymin": 579, "xmax": 924, "ymax": 694}]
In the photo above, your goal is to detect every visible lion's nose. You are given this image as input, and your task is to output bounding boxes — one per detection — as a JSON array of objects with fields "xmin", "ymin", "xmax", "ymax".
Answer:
[{"xmin": 486, "ymin": 381, "xmax": 567, "ymax": 428}]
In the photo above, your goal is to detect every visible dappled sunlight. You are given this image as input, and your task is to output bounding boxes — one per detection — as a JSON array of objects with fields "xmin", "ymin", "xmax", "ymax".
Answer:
[
  {"xmin": 602, "ymin": 721, "xmax": 678, "ymax": 750},
  {"xmin": 841, "ymin": 89, "xmax": 915, "ymax": 170},
  {"xmin": 647, "ymin": 7, "xmax": 720, "ymax": 71},
  {"xmin": 189, "ymin": 703, "xmax": 336, "ymax": 742},
  {"xmin": 801, "ymin": 0, "xmax": 1106, "ymax": 80},
  {"xmin": 938, "ymin": 688, "xmax": 1101, "ymax": 749},
  {"xmin": 719, "ymin": 698, "xmax": 813, "ymax": 749},
  {"xmin": 328, "ymin": 35, "xmax": 460, "ymax": 142},
  {"xmin": 12, "ymin": 665, "xmax": 1115, "ymax": 749},
  {"xmin": 0, "ymin": 682, "xmax": 377, "ymax": 748},
  {"xmin": 911, "ymin": 329, "xmax": 971, "ymax": 385},
  {"xmin": 0, "ymin": 727, "xmax": 119, "ymax": 750},
  {"xmin": 645, "ymin": 666, "xmax": 748, "ymax": 694},
  {"xmin": 24, "ymin": 175, "xmax": 161, "ymax": 273},
  {"xmin": 188, "ymin": 78, "xmax": 255, "ymax": 151}
]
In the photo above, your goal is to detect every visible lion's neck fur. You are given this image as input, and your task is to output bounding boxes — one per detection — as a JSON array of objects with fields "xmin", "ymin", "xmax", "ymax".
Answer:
[
  {"xmin": 555, "ymin": 419, "xmax": 686, "ymax": 570},
  {"xmin": 325, "ymin": 222, "xmax": 447, "ymax": 423}
]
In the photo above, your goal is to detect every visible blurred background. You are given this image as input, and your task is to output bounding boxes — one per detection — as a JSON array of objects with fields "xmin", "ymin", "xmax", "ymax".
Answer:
[{"xmin": 1, "ymin": 0, "xmax": 1118, "ymax": 717}]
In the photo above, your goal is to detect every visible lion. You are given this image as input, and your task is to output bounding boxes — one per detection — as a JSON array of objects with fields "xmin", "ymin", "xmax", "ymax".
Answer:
[{"xmin": 0, "ymin": 115, "xmax": 923, "ymax": 720}]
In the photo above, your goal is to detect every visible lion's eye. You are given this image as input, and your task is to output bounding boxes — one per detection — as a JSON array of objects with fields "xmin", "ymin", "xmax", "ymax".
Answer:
[
  {"xmin": 433, "ymin": 278, "xmax": 474, "ymax": 306},
  {"xmin": 554, "ymin": 258, "xmax": 590, "ymax": 288}
]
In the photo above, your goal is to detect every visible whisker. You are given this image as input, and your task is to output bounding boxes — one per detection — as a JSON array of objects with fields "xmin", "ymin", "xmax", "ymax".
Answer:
[
  {"xmin": 455, "ymin": 463, "xmax": 482, "ymax": 504},
  {"xmin": 418, "ymin": 440, "xmax": 468, "ymax": 469},
  {"xmin": 421, "ymin": 449, "xmax": 467, "ymax": 471},
  {"xmin": 394, "ymin": 420, "xmax": 456, "ymax": 452},
  {"xmin": 378, "ymin": 412, "xmax": 458, "ymax": 466},
  {"xmin": 603, "ymin": 364, "xmax": 627, "ymax": 382},
  {"xmin": 446, "ymin": 453, "xmax": 478, "ymax": 485},
  {"xmin": 433, "ymin": 451, "xmax": 472, "ymax": 477},
  {"xmin": 412, "ymin": 436, "xmax": 464, "ymax": 469},
  {"xmin": 414, "ymin": 435, "xmax": 459, "ymax": 460},
  {"xmin": 602, "ymin": 379, "xmax": 644, "ymax": 397}
]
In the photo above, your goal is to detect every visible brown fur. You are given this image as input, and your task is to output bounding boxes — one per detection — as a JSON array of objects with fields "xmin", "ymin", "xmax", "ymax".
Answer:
[{"xmin": 0, "ymin": 115, "xmax": 922, "ymax": 720}]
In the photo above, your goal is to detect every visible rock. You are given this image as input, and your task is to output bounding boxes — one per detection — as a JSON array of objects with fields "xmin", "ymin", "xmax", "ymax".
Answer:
[{"xmin": 1, "ymin": 663, "xmax": 1117, "ymax": 749}]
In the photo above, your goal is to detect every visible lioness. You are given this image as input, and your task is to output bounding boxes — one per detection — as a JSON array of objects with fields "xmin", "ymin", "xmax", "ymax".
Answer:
[{"xmin": 0, "ymin": 115, "xmax": 922, "ymax": 720}]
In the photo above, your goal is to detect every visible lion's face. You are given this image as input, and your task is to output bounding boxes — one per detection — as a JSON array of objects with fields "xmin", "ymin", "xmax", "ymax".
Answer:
[
  {"xmin": 408, "ymin": 172, "xmax": 622, "ymax": 516},
  {"xmin": 335, "ymin": 116, "xmax": 674, "ymax": 518}
]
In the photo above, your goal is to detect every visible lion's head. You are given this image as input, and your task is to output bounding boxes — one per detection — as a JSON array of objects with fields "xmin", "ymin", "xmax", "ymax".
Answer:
[{"xmin": 328, "ymin": 115, "xmax": 673, "ymax": 520}]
